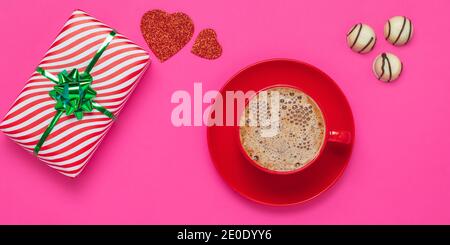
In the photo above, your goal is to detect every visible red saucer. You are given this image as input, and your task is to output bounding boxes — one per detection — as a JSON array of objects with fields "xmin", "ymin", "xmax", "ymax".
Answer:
[{"xmin": 207, "ymin": 59, "xmax": 355, "ymax": 206}]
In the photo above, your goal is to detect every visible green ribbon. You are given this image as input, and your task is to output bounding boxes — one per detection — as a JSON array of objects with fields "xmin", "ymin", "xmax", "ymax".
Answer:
[{"xmin": 34, "ymin": 31, "xmax": 117, "ymax": 155}]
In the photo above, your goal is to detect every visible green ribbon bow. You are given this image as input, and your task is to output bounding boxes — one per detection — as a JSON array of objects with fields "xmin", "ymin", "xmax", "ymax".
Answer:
[{"xmin": 34, "ymin": 31, "xmax": 117, "ymax": 155}]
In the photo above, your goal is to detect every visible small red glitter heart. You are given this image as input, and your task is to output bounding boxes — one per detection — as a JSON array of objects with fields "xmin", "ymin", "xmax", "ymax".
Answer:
[
  {"xmin": 191, "ymin": 29, "xmax": 222, "ymax": 60},
  {"xmin": 140, "ymin": 10, "xmax": 194, "ymax": 62}
]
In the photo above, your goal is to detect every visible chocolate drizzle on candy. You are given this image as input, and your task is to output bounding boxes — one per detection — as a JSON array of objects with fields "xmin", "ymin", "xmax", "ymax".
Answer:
[
  {"xmin": 373, "ymin": 52, "xmax": 402, "ymax": 83},
  {"xmin": 378, "ymin": 53, "xmax": 386, "ymax": 80},
  {"xmin": 393, "ymin": 16, "xmax": 407, "ymax": 45},
  {"xmin": 405, "ymin": 18, "xmax": 413, "ymax": 45},
  {"xmin": 386, "ymin": 20, "xmax": 392, "ymax": 40},
  {"xmin": 349, "ymin": 23, "xmax": 363, "ymax": 49},
  {"xmin": 359, "ymin": 37, "xmax": 375, "ymax": 53},
  {"xmin": 384, "ymin": 16, "xmax": 413, "ymax": 46},
  {"xmin": 347, "ymin": 23, "xmax": 376, "ymax": 54},
  {"xmin": 347, "ymin": 23, "xmax": 360, "ymax": 37},
  {"xmin": 378, "ymin": 53, "xmax": 393, "ymax": 82}
]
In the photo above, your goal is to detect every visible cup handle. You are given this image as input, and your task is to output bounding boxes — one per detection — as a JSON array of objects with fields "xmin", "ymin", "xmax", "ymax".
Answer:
[{"xmin": 328, "ymin": 130, "xmax": 352, "ymax": 144}]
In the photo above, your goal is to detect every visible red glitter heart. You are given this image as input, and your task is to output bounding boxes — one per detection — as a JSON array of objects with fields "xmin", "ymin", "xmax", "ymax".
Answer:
[
  {"xmin": 191, "ymin": 29, "xmax": 222, "ymax": 60},
  {"xmin": 140, "ymin": 10, "xmax": 194, "ymax": 62}
]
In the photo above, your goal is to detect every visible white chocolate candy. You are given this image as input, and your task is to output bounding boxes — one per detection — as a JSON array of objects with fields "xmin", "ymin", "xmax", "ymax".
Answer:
[
  {"xmin": 372, "ymin": 52, "xmax": 403, "ymax": 82},
  {"xmin": 347, "ymin": 23, "xmax": 376, "ymax": 54},
  {"xmin": 384, "ymin": 16, "xmax": 413, "ymax": 46}
]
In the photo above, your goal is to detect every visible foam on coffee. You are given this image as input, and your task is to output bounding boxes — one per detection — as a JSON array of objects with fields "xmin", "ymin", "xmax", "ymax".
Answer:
[{"xmin": 239, "ymin": 87, "xmax": 325, "ymax": 172}]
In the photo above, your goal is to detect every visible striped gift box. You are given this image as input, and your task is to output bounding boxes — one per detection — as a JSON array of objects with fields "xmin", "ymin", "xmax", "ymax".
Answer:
[{"xmin": 0, "ymin": 10, "xmax": 150, "ymax": 177}]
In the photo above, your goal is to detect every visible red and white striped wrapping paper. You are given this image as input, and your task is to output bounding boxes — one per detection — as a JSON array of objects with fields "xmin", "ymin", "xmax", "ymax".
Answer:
[{"xmin": 0, "ymin": 10, "xmax": 150, "ymax": 177}]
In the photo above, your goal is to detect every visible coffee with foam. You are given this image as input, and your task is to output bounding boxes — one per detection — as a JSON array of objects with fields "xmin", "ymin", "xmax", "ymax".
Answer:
[{"xmin": 239, "ymin": 87, "xmax": 325, "ymax": 172}]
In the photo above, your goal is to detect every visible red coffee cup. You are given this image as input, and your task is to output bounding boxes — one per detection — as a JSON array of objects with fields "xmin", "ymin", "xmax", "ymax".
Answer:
[{"xmin": 236, "ymin": 84, "xmax": 352, "ymax": 175}]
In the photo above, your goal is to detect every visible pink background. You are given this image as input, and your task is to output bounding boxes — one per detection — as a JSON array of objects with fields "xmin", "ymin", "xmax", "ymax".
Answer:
[{"xmin": 1, "ymin": 0, "xmax": 449, "ymax": 224}]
